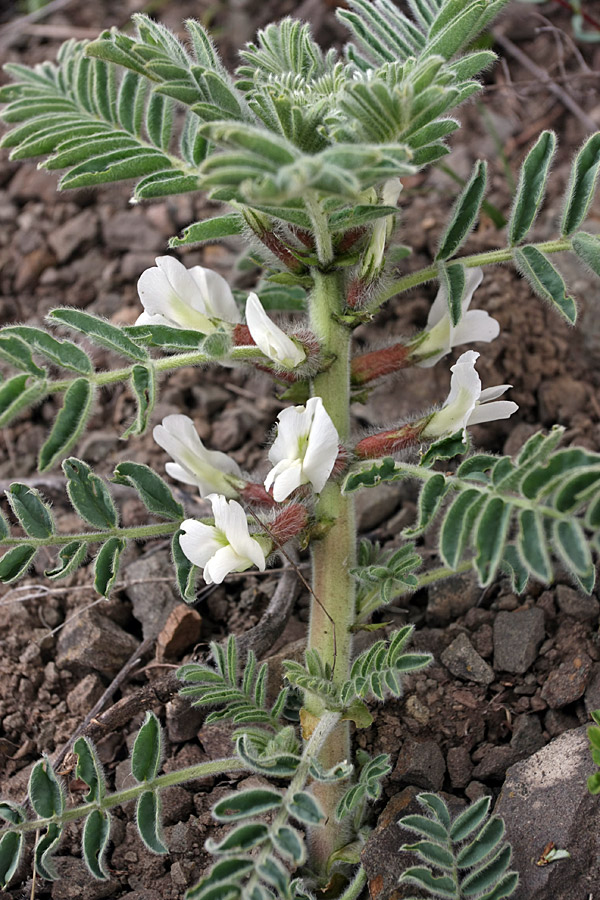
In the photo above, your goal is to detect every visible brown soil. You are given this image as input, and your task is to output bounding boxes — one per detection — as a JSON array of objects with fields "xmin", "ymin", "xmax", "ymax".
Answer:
[{"xmin": 1, "ymin": 2, "xmax": 600, "ymax": 899}]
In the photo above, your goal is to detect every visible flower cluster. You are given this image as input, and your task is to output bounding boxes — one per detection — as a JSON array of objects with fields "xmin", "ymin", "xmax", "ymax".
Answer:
[{"xmin": 139, "ymin": 258, "xmax": 517, "ymax": 585}]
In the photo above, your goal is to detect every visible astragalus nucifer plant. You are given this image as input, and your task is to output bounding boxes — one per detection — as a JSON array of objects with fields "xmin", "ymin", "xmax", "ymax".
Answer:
[{"xmin": 1, "ymin": 0, "xmax": 600, "ymax": 897}]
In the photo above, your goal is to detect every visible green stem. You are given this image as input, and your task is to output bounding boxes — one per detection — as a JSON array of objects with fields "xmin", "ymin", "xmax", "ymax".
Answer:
[
  {"xmin": 339, "ymin": 866, "xmax": 368, "ymax": 900},
  {"xmin": 307, "ymin": 270, "xmax": 356, "ymax": 876},
  {"xmin": 46, "ymin": 346, "xmax": 266, "ymax": 394},
  {"xmin": 0, "ymin": 521, "xmax": 181, "ymax": 548},
  {"xmin": 0, "ymin": 757, "xmax": 243, "ymax": 837},
  {"xmin": 368, "ymin": 237, "xmax": 573, "ymax": 313}
]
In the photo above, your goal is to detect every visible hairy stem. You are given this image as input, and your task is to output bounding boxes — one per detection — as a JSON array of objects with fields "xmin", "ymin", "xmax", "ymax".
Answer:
[
  {"xmin": 307, "ymin": 269, "xmax": 356, "ymax": 876},
  {"xmin": 0, "ymin": 521, "xmax": 181, "ymax": 548},
  {"xmin": 0, "ymin": 757, "xmax": 243, "ymax": 838},
  {"xmin": 368, "ymin": 236, "xmax": 573, "ymax": 313}
]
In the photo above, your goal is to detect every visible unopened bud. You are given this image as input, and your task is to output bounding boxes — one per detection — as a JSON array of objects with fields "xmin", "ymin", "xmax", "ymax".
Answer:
[
  {"xmin": 351, "ymin": 343, "xmax": 412, "ymax": 385},
  {"xmin": 240, "ymin": 482, "xmax": 277, "ymax": 506},
  {"xmin": 354, "ymin": 424, "xmax": 424, "ymax": 459},
  {"xmin": 270, "ymin": 503, "xmax": 309, "ymax": 544}
]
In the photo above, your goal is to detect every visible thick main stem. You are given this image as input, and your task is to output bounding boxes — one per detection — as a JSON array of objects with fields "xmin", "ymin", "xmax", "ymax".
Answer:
[{"xmin": 307, "ymin": 269, "xmax": 356, "ymax": 876}]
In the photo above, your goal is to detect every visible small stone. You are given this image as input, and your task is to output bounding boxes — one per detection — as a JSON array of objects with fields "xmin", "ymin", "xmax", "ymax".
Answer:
[
  {"xmin": 544, "ymin": 708, "xmax": 579, "ymax": 737},
  {"xmin": 493, "ymin": 608, "xmax": 545, "ymax": 674},
  {"xmin": 47, "ymin": 209, "xmax": 98, "ymax": 262},
  {"xmin": 446, "ymin": 745, "xmax": 473, "ymax": 788},
  {"xmin": 465, "ymin": 780, "xmax": 492, "ymax": 802},
  {"xmin": 510, "ymin": 714, "xmax": 545, "ymax": 757},
  {"xmin": 166, "ymin": 696, "xmax": 204, "ymax": 743},
  {"xmin": 440, "ymin": 632, "xmax": 494, "ymax": 685},
  {"xmin": 403, "ymin": 694, "xmax": 430, "ymax": 725},
  {"xmin": 392, "ymin": 738, "xmax": 446, "ymax": 791},
  {"xmin": 124, "ymin": 550, "xmax": 180, "ymax": 639},
  {"xmin": 14, "ymin": 247, "xmax": 56, "ymax": 291},
  {"xmin": 555, "ymin": 584, "xmax": 600, "ymax": 621},
  {"xmin": 211, "ymin": 408, "xmax": 255, "ymax": 451},
  {"xmin": 66, "ymin": 673, "xmax": 105, "ymax": 717},
  {"xmin": 470, "ymin": 624, "xmax": 493, "ymax": 659},
  {"xmin": 101, "ymin": 208, "xmax": 164, "ymax": 251},
  {"xmin": 472, "ymin": 744, "xmax": 517, "ymax": 780},
  {"xmin": 157, "ymin": 605, "xmax": 203, "ymax": 661},
  {"xmin": 426, "ymin": 572, "xmax": 480, "ymax": 626},
  {"xmin": 56, "ymin": 610, "xmax": 139, "ymax": 677},
  {"xmin": 540, "ymin": 652, "xmax": 593, "ymax": 708},
  {"xmin": 190, "ymin": 384, "xmax": 230, "ymax": 417}
]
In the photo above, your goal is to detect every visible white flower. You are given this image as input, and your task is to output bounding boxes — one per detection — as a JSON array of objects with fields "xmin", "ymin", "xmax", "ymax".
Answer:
[
  {"xmin": 179, "ymin": 494, "xmax": 267, "ymax": 585},
  {"xmin": 136, "ymin": 256, "xmax": 241, "ymax": 333},
  {"xmin": 265, "ymin": 396, "xmax": 339, "ymax": 501},
  {"xmin": 415, "ymin": 268, "xmax": 499, "ymax": 368},
  {"xmin": 153, "ymin": 414, "xmax": 244, "ymax": 499},
  {"xmin": 245, "ymin": 293, "xmax": 306, "ymax": 369},
  {"xmin": 422, "ymin": 350, "xmax": 518, "ymax": 438}
]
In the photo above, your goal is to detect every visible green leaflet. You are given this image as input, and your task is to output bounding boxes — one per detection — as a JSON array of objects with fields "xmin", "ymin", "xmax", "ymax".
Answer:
[
  {"xmin": 0, "ymin": 831, "xmax": 23, "ymax": 889},
  {"xmin": 6, "ymin": 484, "xmax": 54, "ymax": 539},
  {"xmin": 0, "ymin": 334, "xmax": 46, "ymax": 377},
  {"xmin": 438, "ymin": 261, "xmax": 466, "ymax": 326},
  {"xmin": 0, "ymin": 326, "xmax": 92, "ymax": 374},
  {"xmin": 509, "ymin": 130, "xmax": 556, "ymax": 246},
  {"xmin": 171, "ymin": 529, "xmax": 199, "ymax": 602},
  {"xmin": 436, "ymin": 159, "xmax": 487, "ymax": 260},
  {"xmin": 122, "ymin": 364, "xmax": 156, "ymax": 438},
  {"xmin": 74, "ymin": 737, "xmax": 106, "ymax": 803},
  {"xmin": 136, "ymin": 791, "xmax": 168, "ymax": 855},
  {"xmin": 561, "ymin": 132, "xmax": 600, "ymax": 236},
  {"xmin": 112, "ymin": 462, "xmax": 184, "ymax": 520},
  {"xmin": 49, "ymin": 309, "xmax": 148, "ymax": 360},
  {"xmin": 169, "ymin": 213, "xmax": 244, "ymax": 247},
  {"xmin": 572, "ymin": 231, "xmax": 600, "ymax": 278},
  {"xmin": 514, "ymin": 245, "xmax": 577, "ymax": 325},
  {"xmin": 63, "ymin": 458, "xmax": 118, "ymax": 529},
  {"xmin": 475, "ymin": 497, "xmax": 511, "ymax": 586},
  {"xmin": 212, "ymin": 789, "xmax": 283, "ymax": 822},
  {"xmin": 132, "ymin": 711, "xmax": 163, "ymax": 782},
  {"xmin": 0, "ymin": 545, "xmax": 37, "ymax": 584},
  {"xmin": 39, "ymin": 379, "xmax": 95, "ymax": 472},
  {"xmin": 29, "ymin": 758, "xmax": 64, "ymax": 819},
  {"xmin": 93, "ymin": 537, "xmax": 126, "ymax": 596},
  {"xmin": 34, "ymin": 824, "xmax": 62, "ymax": 881},
  {"xmin": 82, "ymin": 810, "xmax": 111, "ymax": 880},
  {"xmin": 0, "ymin": 373, "xmax": 47, "ymax": 427}
]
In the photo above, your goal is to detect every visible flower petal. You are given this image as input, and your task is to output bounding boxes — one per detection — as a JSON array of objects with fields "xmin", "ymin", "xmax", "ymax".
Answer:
[
  {"xmin": 203, "ymin": 545, "xmax": 253, "ymax": 584},
  {"xmin": 189, "ymin": 266, "xmax": 241, "ymax": 323},
  {"xmin": 154, "ymin": 415, "xmax": 242, "ymax": 498},
  {"xmin": 467, "ymin": 400, "xmax": 519, "ymax": 426},
  {"xmin": 301, "ymin": 397, "xmax": 339, "ymax": 493},
  {"xmin": 179, "ymin": 519, "xmax": 223, "ymax": 569},
  {"xmin": 245, "ymin": 293, "xmax": 305, "ymax": 369},
  {"xmin": 452, "ymin": 309, "xmax": 500, "ymax": 346},
  {"xmin": 268, "ymin": 459, "xmax": 304, "ymax": 502},
  {"xmin": 478, "ymin": 384, "xmax": 512, "ymax": 403}
]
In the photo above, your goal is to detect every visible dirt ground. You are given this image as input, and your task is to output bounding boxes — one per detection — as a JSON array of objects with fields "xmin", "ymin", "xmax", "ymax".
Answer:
[{"xmin": 1, "ymin": 1, "xmax": 600, "ymax": 898}]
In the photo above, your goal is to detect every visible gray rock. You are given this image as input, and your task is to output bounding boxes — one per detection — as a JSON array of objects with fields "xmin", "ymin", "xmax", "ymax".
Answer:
[
  {"xmin": 510, "ymin": 714, "xmax": 545, "ymax": 757},
  {"xmin": 166, "ymin": 696, "xmax": 204, "ymax": 743},
  {"xmin": 540, "ymin": 652, "xmax": 593, "ymax": 708},
  {"xmin": 160, "ymin": 785, "xmax": 194, "ymax": 825},
  {"xmin": 355, "ymin": 483, "xmax": 404, "ymax": 532},
  {"xmin": 47, "ymin": 209, "xmax": 98, "ymax": 262},
  {"xmin": 446, "ymin": 745, "xmax": 473, "ymax": 788},
  {"xmin": 56, "ymin": 610, "xmax": 139, "ymax": 677},
  {"xmin": 440, "ymin": 632, "xmax": 494, "ymax": 685},
  {"xmin": 426, "ymin": 572, "xmax": 481, "ymax": 626},
  {"xmin": 495, "ymin": 726, "xmax": 600, "ymax": 899},
  {"xmin": 392, "ymin": 738, "xmax": 446, "ymax": 791},
  {"xmin": 473, "ymin": 716, "xmax": 545, "ymax": 780},
  {"xmin": 124, "ymin": 550, "xmax": 180, "ymax": 639},
  {"xmin": 555, "ymin": 584, "xmax": 600, "ymax": 621},
  {"xmin": 493, "ymin": 608, "xmax": 545, "ymax": 674},
  {"xmin": 66, "ymin": 673, "xmax": 105, "ymax": 717}
]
